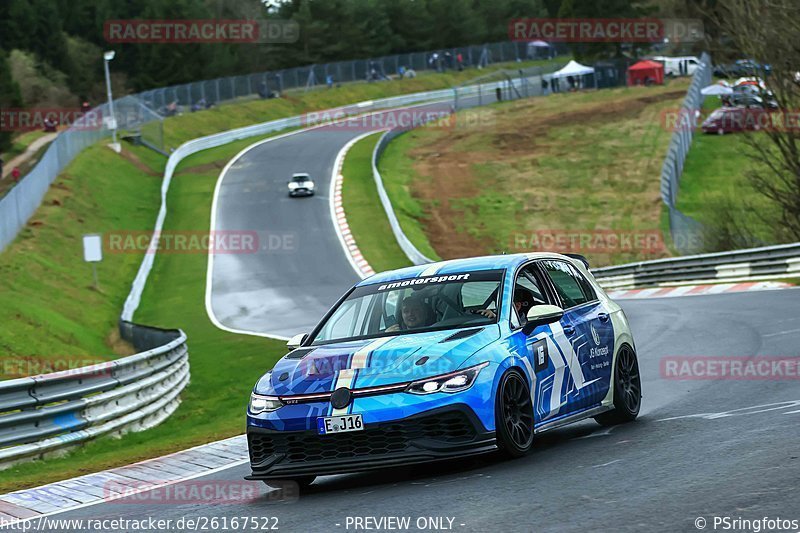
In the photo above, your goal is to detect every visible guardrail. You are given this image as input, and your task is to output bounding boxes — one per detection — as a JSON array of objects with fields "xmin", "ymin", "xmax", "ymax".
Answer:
[
  {"xmin": 592, "ymin": 242, "xmax": 800, "ymax": 289},
  {"xmin": 120, "ymin": 69, "xmax": 559, "ymax": 320},
  {"xmin": 0, "ymin": 323, "xmax": 189, "ymax": 467},
  {"xmin": 372, "ymin": 130, "xmax": 434, "ymax": 266},
  {"xmin": 369, "ymin": 67, "xmax": 557, "ymax": 267}
]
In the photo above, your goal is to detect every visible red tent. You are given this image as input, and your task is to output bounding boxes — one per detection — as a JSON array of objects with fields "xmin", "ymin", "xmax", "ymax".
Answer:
[{"xmin": 627, "ymin": 60, "xmax": 664, "ymax": 86}]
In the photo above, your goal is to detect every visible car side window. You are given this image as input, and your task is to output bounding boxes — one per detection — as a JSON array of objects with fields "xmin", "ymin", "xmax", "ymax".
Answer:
[
  {"xmin": 510, "ymin": 265, "xmax": 548, "ymax": 330},
  {"xmin": 573, "ymin": 267, "xmax": 597, "ymax": 302},
  {"xmin": 380, "ymin": 291, "xmax": 400, "ymax": 329},
  {"xmin": 461, "ymin": 281, "xmax": 498, "ymax": 310},
  {"xmin": 541, "ymin": 260, "xmax": 589, "ymax": 309}
]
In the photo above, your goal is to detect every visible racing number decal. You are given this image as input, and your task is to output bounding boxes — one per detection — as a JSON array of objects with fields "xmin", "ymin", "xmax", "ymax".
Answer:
[{"xmin": 533, "ymin": 339, "xmax": 548, "ymax": 373}]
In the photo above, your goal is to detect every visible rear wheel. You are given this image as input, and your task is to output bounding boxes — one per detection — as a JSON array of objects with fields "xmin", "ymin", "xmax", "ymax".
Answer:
[
  {"xmin": 495, "ymin": 369, "xmax": 534, "ymax": 457},
  {"xmin": 595, "ymin": 345, "xmax": 641, "ymax": 426}
]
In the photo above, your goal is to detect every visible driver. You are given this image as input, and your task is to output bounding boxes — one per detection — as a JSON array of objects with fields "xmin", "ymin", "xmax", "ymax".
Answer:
[
  {"xmin": 386, "ymin": 295, "xmax": 434, "ymax": 332},
  {"xmin": 474, "ymin": 286, "xmax": 536, "ymax": 324}
]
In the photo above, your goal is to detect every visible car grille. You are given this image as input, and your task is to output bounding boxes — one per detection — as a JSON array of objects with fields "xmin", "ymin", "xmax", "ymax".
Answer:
[{"xmin": 248, "ymin": 411, "xmax": 477, "ymax": 465}]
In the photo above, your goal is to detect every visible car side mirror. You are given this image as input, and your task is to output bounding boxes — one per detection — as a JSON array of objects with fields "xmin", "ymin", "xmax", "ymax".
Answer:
[
  {"xmin": 287, "ymin": 333, "xmax": 308, "ymax": 349},
  {"xmin": 522, "ymin": 305, "xmax": 564, "ymax": 335}
]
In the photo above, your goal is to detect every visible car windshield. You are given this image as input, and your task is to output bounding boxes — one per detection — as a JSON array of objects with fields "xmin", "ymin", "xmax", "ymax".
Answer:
[
  {"xmin": 310, "ymin": 269, "xmax": 504, "ymax": 345},
  {"xmin": 293, "ymin": 175, "xmax": 309, "ymax": 182}
]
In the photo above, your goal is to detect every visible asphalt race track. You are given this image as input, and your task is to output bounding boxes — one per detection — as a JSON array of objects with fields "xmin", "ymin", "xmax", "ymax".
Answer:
[
  {"xmin": 208, "ymin": 96, "xmax": 489, "ymax": 338},
  {"xmin": 38, "ymin": 100, "xmax": 800, "ymax": 530},
  {"xmin": 208, "ymin": 127, "xmax": 364, "ymax": 338},
  {"xmin": 46, "ymin": 289, "xmax": 800, "ymax": 532},
  {"xmin": 5, "ymin": 92, "xmax": 794, "ymax": 533}
]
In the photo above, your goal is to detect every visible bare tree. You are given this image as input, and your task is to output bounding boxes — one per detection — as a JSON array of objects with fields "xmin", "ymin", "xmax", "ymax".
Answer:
[{"xmin": 714, "ymin": 0, "xmax": 800, "ymax": 240}]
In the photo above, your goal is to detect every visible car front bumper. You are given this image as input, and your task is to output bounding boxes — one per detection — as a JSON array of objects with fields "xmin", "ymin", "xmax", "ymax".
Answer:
[
  {"xmin": 245, "ymin": 405, "xmax": 496, "ymax": 480},
  {"xmin": 289, "ymin": 188, "xmax": 314, "ymax": 196}
]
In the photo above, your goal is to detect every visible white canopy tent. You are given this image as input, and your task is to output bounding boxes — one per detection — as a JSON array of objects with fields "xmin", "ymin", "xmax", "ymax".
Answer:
[
  {"xmin": 551, "ymin": 60, "xmax": 595, "ymax": 78},
  {"xmin": 701, "ymin": 83, "xmax": 733, "ymax": 96}
]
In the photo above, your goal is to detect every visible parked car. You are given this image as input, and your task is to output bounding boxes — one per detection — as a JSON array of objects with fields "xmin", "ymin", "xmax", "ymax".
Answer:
[
  {"xmin": 287, "ymin": 173, "xmax": 315, "ymax": 197},
  {"xmin": 701, "ymin": 106, "xmax": 769, "ymax": 134},
  {"xmin": 714, "ymin": 59, "xmax": 772, "ymax": 79},
  {"xmin": 246, "ymin": 253, "xmax": 641, "ymax": 487},
  {"xmin": 652, "ymin": 56, "xmax": 701, "ymax": 77}
]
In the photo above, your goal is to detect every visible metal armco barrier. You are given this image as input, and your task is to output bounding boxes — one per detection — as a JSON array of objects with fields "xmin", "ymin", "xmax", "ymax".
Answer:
[
  {"xmin": 592, "ymin": 242, "xmax": 800, "ymax": 289},
  {"xmin": 372, "ymin": 130, "xmax": 434, "ymax": 266},
  {"xmin": 0, "ymin": 324, "xmax": 189, "ymax": 467},
  {"xmin": 120, "ymin": 70, "xmax": 561, "ymax": 321},
  {"xmin": 369, "ymin": 67, "xmax": 561, "ymax": 267}
]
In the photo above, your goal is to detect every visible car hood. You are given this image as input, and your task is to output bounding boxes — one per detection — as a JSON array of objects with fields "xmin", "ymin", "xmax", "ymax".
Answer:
[{"xmin": 255, "ymin": 325, "xmax": 500, "ymax": 396}]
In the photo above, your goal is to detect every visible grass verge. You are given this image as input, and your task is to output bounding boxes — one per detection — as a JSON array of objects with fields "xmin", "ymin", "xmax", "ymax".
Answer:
[
  {"xmin": 0, "ymin": 144, "xmax": 165, "ymax": 370},
  {"xmin": 0, "ymin": 58, "xmax": 566, "ymax": 490},
  {"xmin": 0, "ymin": 137, "xmax": 288, "ymax": 492},
  {"xmin": 341, "ymin": 133, "xmax": 413, "ymax": 273},
  {"xmin": 162, "ymin": 58, "xmax": 566, "ymax": 148},
  {"xmin": 377, "ymin": 80, "xmax": 690, "ymax": 267},
  {"xmin": 676, "ymin": 106, "xmax": 782, "ymax": 246}
]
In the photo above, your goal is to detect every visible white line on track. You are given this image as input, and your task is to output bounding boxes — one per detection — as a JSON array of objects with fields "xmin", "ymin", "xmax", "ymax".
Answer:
[{"xmin": 204, "ymin": 100, "xmax": 452, "ymax": 339}]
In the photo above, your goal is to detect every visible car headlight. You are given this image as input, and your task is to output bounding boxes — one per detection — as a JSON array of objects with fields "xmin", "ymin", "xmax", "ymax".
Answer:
[
  {"xmin": 405, "ymin": 362, "xmax": 489, "ymax": 395},
  {"xmin": 249, "ymin": 393, "xmax": 283, "ymax": 414}
]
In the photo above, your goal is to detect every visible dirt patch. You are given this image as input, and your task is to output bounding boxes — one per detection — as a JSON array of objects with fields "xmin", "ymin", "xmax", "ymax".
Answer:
[
  {"xmin": 179, "ymin": 160, "xmax": 227, "ymax": 175},
  {"xmin": 118, "ymin": 148, "xmax": 161, "ymax": 176},
  {"xmin": 407, "ymin": 150, "xmax": 495, "ymax": 259},
  {"xmin": 404, "ymin": 87, "xmax": 687, "ymax": 260}
]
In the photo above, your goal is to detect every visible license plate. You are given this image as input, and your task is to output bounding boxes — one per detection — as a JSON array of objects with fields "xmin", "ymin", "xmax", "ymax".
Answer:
[{"xmin": 317, "ymin": 414, "xmax": 363, "ymax": 435}]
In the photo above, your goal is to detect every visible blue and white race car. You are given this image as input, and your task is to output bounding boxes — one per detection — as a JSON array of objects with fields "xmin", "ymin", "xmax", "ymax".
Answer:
[{"xmin": 246, "ymin": 253, "xmax": 641, "ymax": 487}]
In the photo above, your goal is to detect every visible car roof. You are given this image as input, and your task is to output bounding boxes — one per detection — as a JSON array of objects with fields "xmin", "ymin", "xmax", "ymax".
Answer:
[
  {"xmin": 292, "ymin": 173, "xmax": 310, "ymax": 178},
  {"xmin": 356, "ymin": 252, "xmax": 583, "ymax": 287}
]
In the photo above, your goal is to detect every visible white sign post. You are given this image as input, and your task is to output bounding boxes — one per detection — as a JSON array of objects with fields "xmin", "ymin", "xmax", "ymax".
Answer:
[{"xmin": 82, "ymin": 234, "xmax": 103, "ymax": 289}]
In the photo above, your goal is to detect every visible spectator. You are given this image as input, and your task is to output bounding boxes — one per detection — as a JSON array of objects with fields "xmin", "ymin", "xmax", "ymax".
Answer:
[
  {"xmin": 11, "ymin": 167, "xmax": 21, "ymax": 183},
  {"xmin": 398, "ymin": 65, "xmax": 406, "ymax": 79},
  {"xmin": 81, "ymin": 101, "xmax": 91, "ymax": 114},
  {"xmin": 456, "ymin": 52, "xmax": 464, "ymax": 71},
  {"xmin": 326, "ymin": 74, "xmax": 334, "ymax": 89},
  {"xmin": 191, "ymin": 98, "xmax": 207, "ymax": 112},
  {"xmin": 43, "ymin": 116, "xmax": 57, "ymax": 132},
  {"xmin": 541, "ymin": 78, "xmax": 549, "ymax": 95},
  {"xmin": 258, "ymin": 81, "xmax": 269, "ymax": 99}
]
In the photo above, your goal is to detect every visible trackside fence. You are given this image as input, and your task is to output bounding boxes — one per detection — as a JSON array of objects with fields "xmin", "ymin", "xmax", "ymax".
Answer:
[
  {"xmin": 660, "ymin": 52, "xmax": 713, "ymax": 254},
  {"xmin": 592, "ymin": 242, "xmax": 800, "ymax": 289},
  {"xmin": 0, "ymin": 324, "xmax": 188, "ymax": 467}
]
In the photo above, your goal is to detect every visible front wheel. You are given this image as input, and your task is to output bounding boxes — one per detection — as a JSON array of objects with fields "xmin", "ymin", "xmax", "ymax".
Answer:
[
  {"xmin": 595, "ymin": 344, "xmax": 641, "ymax": 426},
  {"xmin": 495, "ymin": 369, "xmax": 534, "ymax": 457}
]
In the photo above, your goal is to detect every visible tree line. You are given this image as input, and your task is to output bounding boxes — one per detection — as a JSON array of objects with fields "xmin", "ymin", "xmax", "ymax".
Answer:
[{"xmin": 0, "ymin": 0, "xmax": 724, "ymax": 152}]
